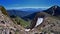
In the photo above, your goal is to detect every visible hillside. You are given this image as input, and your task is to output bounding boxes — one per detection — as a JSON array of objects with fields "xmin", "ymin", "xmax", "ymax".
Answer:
[
  {"xmin": 36, "ymin": 15, "xmax": 60, "ymax": 34},
  {"xmin": 27, "ymin": 12, "xmax": 60, "ymax": 34},
  {"xmin": 0, "ymin": 6, "xmax": 29, "ymax": 34},
  {"xmin": 10, "ymin": 16, "xmax": 30, "ymax": 28},
  {"xmin": 28, "ymin": 5, "xmax": 60, "ymax": 34}
]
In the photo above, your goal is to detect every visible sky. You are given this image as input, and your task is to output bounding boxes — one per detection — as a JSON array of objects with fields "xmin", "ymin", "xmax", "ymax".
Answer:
[{"xmin": 0, "ymin": 0, "xmax": 60, "ymax": 9}]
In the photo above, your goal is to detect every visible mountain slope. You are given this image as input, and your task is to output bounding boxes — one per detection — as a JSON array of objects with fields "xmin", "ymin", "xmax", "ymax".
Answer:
[
  {"xmin": 23, "ymin": 12, "xmax": 39, "ymax": 20},
  {"xmin": 27, "ymin": 5, "xmax": 60, "ymax": 34},
  {"xmin": 11, "ymin": 16, "xmax": 30, "ymax": 28},
  {"xmin": 0, "ymin": 6, "xmax": 28, "ymax": 34},
  {"xmin": 37, "ymin": 16, "xmax": 60, "ymax": 33},
  {"xmin": 27, "ymin": 11, "xmax": 60, "ymax": 34}
]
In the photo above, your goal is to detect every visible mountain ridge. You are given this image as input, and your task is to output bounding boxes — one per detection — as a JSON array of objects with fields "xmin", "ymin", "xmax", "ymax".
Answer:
[{"xmin": 44, "ymin": 5, "xmax": 60, "ymax": 16}]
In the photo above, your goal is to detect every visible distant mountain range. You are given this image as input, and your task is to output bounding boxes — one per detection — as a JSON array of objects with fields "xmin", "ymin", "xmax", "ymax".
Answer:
[
  {"xmin": 7, "ymin": 8, "xmax": 43, "ymax": 20},
  {"xmin": 7, "ymin": 10, "xmax": 33, "ymax": 17},
  {"xmin": 19, "ymin": 8, "xmax": 43, "ymax": 11},
  {"xmin": 23, "ymin": 5, "xmax": 60, "ymax": 20},
  {"xmin": 7, "ymin": 5, "xmax": 60, "ymax": 20}
]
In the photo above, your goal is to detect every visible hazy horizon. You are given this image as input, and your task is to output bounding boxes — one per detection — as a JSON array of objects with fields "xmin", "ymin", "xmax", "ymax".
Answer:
[{"xmin": 6, "ymin": 7, "xmax": 49, "ymax": 10}]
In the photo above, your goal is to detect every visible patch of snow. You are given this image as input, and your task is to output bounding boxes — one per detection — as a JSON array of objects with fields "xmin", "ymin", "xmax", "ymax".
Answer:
[
  {"xmin": 35, "ymin": 18, "xmax": 43, "ymax": 27},
  {"xmin": 25, "ymin": 29, "xmax": 30, "ymax": 32}
]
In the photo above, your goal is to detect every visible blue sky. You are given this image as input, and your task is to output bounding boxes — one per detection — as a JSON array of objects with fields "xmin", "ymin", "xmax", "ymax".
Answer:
[{"xmin": 0, "ymin": 0, "xmax": 60, "ymax": 9}]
